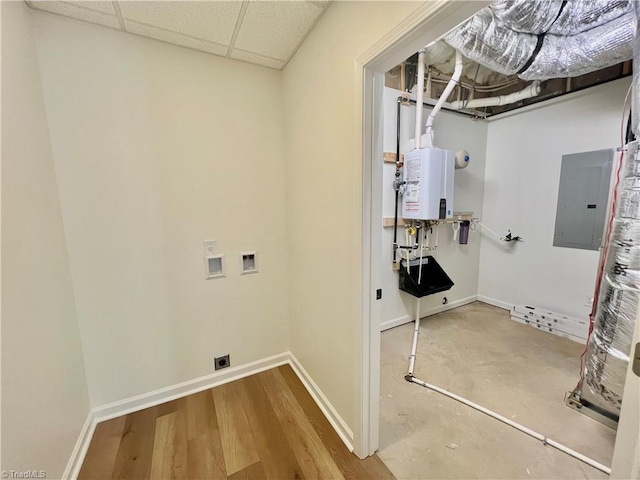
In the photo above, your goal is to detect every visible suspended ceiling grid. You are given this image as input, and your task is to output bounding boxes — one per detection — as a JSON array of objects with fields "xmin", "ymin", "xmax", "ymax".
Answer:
[{"xmin": 25, "ymin": 1, "xmax": 330, "ymax": 70}]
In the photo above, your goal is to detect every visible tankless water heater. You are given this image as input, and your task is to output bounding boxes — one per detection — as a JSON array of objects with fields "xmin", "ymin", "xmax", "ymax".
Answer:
[{"xmin": 402, "ymin": 147, "xmax": 455, "ymax": 221}]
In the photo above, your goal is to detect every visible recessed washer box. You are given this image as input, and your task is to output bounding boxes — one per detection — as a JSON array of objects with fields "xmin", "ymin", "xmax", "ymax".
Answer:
[
  {"xmin": 205, "ymin": 254, "xmax": 225, "ymax": 279},
  {"xmin": 240, "ymin": 251, "xmax": 258, "ymax": 275}
]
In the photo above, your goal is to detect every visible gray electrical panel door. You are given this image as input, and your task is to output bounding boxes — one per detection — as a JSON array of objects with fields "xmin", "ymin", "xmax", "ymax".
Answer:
[{"xmin": 553, "ymin": 148, "xmax": 614, "ymax": 251}]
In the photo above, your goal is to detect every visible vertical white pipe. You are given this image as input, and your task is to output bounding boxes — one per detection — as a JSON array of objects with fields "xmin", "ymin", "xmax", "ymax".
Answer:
[
  {"xmin": 424, "ymin": 50, "xmax": 463, "ymax": 148},
  {"xmin": 408, "ymin": 297, "xmax": 420, "ymax": 376},
  {"xmin": 418, "ymin": 222, "xmax": 424, "ymax": 284},
  {"xmin": 405, "ymin": 227, "xmax": 410, "ymax": 274},
  {"xmin": 414, "ymin": 49, "xmax": 426, "ymax": 150}
]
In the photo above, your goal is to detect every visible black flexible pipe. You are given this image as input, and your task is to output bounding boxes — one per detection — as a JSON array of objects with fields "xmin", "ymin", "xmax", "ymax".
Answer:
[{"xmin": 393, "ymin": 97, "xmax": 402, "ymax": 265}]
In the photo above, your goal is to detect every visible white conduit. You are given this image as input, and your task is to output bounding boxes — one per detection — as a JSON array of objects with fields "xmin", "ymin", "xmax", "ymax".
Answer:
[
  {"xmin": 418, "ymin": 223, "xmax": 424, "ymax": 285},
  {"xmin": 405, "ymin": 301, "xmax": 612, "ymax": 474},
  {"xmin": 449, "ymin": 81, "xmax": 542, "ymax": 110},
  {"xmin": 414, "ymin": 49, "xmax": 426, "ymax": 150},
  {"xmin": 477, "ymin": 222, "xmax": 507, "ymax": 241},
  {"xmin": 424, "ymin": 50, "xmax": 463, "ymax": 148},
  {"xmin": 407, "ymin": 376, "xmax": 612, "ymax": 475},
  {"xmin": 407, "ymin": 300, "xmax": 420, "ymax": 377}
]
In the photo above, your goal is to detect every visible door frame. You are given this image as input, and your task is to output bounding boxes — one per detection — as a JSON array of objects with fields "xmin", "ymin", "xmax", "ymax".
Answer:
[{"xmin": 353, "ymin": 0, "xmax": 490, "ymax": 457}]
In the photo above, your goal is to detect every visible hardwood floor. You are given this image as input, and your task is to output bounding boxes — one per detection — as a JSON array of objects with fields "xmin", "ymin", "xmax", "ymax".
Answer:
[{"xmin": 79, "ymin": 365, "xmax": 395, "ymax": 480}]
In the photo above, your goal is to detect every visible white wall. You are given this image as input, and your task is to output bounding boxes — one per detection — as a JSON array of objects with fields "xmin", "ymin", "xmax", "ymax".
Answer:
[
  {"xmin": 283, "ymin": 1, "xmax": 424, "ymax": 433},
  {"xmin": 479, "ymin": 78, "xmax": 632, "ymax": 319},
  {"xmin": 1, "ymin": 3, "xmax": 90, "ymax": 477},
  {"xmin": 381, "ymin": 88, "xmax": 487, "ymax": 328},
  {"xmin": 32, "ymin": 12, "xmax": 290, "ymax": 407}
]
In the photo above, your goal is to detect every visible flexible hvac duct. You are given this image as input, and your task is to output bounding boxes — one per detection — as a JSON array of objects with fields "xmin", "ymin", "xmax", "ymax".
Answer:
[
  {"xmin": 579, "ymin": 142, "xmax": 640, "ymax": 418},
  {"xmin": 444, "ymin": 1, "xmax": 636, "ymax": 81},
  {"xmin": 633, "ymin": 1, "xmax": 640, "ymax": 138},
  {"xmin": 491, "ymin": 0, "xmax": 633, "ymax": 36}
]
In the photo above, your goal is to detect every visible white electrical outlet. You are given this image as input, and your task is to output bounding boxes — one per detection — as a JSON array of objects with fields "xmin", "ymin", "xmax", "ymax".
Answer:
[{"xmin": 203, "ymin": 240, "xmax": 217, "ymax": 256}]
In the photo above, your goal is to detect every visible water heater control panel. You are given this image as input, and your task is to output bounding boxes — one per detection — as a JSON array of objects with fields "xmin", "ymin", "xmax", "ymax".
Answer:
[{"xmin": 402, "ymin": 147, "xmax": 455, "ymax": 221}]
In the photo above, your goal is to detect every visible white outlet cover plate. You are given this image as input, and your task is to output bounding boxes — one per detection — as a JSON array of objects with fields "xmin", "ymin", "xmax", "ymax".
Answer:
[{"xmin": 203, "ymin": 240, "xmax": 217, "ymax": 256}]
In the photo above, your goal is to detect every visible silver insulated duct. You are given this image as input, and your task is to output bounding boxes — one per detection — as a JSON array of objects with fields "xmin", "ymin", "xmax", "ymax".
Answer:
[
  {"xmin": 444, "ymin": 0, "xmax": 636, "ymax": 81},
  {"xmin": 633, "ymin": 0, "xmax": 640, "ymax": 138},
  {"xmin": 574, "ymin": 142, "xmax": 640, "ymax": 422}
]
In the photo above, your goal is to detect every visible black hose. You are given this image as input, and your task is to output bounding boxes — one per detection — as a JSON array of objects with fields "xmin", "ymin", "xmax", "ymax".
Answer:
[{"xmin": 393, "ymin": 97, "xmax": 402, "ymax": 264}]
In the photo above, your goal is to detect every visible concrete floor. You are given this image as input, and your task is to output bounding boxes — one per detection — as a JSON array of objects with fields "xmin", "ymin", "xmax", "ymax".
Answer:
[{"xmin": 378, "ymin": 301, "xmax": 616, "ymax": 479}]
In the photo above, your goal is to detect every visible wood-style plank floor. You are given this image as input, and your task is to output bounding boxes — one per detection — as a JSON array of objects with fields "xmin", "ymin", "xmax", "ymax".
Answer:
[{"xmin": 79, "ymin": 365, "xmax": 395, "ymax": 480}]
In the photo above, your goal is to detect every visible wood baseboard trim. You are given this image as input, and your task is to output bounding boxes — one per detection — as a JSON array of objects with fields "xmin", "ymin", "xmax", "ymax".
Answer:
[
  {"xmin": 287, "ymin": 351, "xmax": 355, "ymax": 452},
  {"xmin": 380, "ymin": 295, "xmax": 478, "ymax": 331},
  {"xmin": 64, "ymin": 351, "xmax": 353, "ymax": 478}
]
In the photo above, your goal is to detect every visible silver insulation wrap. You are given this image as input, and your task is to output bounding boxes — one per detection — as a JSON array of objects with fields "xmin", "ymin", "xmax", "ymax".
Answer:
[
  {"xmin": 444, "ymin": 0, "xmax": 635, "ymax": 81},
  {"xmin": 580, "ymin": 142, "xmax": 640, "ymax": 416},
  {"xmin": 491, "ymin": 0, "xmax": 633, "ymax": 36},
  {"xmin": 633, "ymin": 0, "xmax": 640, "ymax": 137}
]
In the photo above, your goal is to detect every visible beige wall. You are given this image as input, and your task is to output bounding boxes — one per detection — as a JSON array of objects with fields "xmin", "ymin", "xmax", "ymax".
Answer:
[
  {"xmin": 32, "ymin": 12, "xmax": 290, "ymax": 407},
  {"xmin": 283, "ymin": 1, "xmax": 423, "ymax": 431},
  {"xmin": 1, "ymin": 2, "xmax": 90, "ymax": 477}
]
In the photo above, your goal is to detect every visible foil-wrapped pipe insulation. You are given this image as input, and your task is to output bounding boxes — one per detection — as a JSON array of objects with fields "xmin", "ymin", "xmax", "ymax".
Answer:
[
  {"xmin": 444, "ymin": 0, "xmax": 636, "ymax": 81},
  {"xmin": 580, "ymin": 142, "xmax": 640, "ymax": 417}
]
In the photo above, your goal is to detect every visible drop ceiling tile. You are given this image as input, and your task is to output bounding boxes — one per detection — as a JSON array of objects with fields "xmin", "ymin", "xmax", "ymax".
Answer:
[
  {"xmin": 66, "ymin": 1, "xmax": 117, "ymax": 15},
  {"xmin": 30, "ymin": 1, "xmax": 120, "ymax": 29},
  {"xmin": 230, "ymin": 49, "xmax": 286, "ymax": 70},
  {"xmin": 125, "ymin": 20, "xmax": 228, "ymax": 56},
  {"xmin": 118, "ymin": 1, "xmax": 242, "ymax": 46},
  {"xmin": 234, "ymin": 1, "xmax": 323, "ymax": 61}
]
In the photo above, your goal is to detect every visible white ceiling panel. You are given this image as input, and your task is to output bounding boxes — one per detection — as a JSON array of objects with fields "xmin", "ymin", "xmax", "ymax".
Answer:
[
  {"xmin": 230, "ymin": 49, "xmax": 286, "ymax": 70},
  {"xmin": 26, "ymin": 1, "xmax": 330, "ymax": 70},
  {"xmin": 118, "ymin": 1, "xmax": 242, "ymax": 47},
  {"xmin": 234, "ymin": 1, "xmax": 323, "ymax": 61},
  {"xmin": 125, "ymin": 20, "xmax": 228, "ymax": 57},
  {"xmin": 29, "ymin": 1, "xmax": 120, "ymax": 29}
]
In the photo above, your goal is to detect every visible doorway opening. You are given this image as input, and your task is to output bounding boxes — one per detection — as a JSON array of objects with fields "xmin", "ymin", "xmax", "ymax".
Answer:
[{"xmin": 360, "ymin": 2, "xmax": 639, "ymax": 478}]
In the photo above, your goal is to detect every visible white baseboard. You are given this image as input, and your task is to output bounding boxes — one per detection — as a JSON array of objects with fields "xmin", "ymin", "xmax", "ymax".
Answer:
[
  {"xmin": 477, "ymin": 294, "xmax": 513, "ymax": 311},
  {"xmin": 62, "ymin": 410, "xmax": 95, "ymax": 480},
  {"xmin": 91, "ymin": 352, "xmax": 290, "ymax": 423},
  {"xmin": 64, "ymin": 351, "xmax": 353, "ymax": 478},
  {"xmin": 380, "ymin": 295, "xmax": 478, "ymax": 331},
  {"xmin": 288, "ymin": 352, "xmax": 354, "ymax": 452}
]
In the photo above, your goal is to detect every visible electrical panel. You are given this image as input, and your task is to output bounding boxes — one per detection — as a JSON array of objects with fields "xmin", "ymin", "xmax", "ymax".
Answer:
[
  {"xmin": 553, "ymin": 148, "xmax": 613, "ymax": 251},
  {"xmin": 402, "ymin": 147, "xmax": 455, "ymax": 220}
]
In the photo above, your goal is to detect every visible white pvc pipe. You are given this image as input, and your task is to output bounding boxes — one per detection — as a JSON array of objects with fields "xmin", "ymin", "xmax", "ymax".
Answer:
[
  {"xmin": 415, "ymin": 50, "xmax": 426, "ymax": 149},
  {"xmin": 408, "ymin": 377, "xmax": 611, "ymax": 475},
  {"xmin": 424, "ymin": 50, "xmax": 463, "ymax": 148},
  {"xmin": 407, "ymin": 299, "xmax": 420, "ymax": 376},
  {"xmin": 418, "ymin": 222, "xmax": 424, "ymax": 284},
  {"xmin": 449, "ymin": 81, "xmax": 542, "ymax": 110},
  {"xmin": 477, "ymin": 222, "xmax": 505, "ymax": 241},
  {"xmin": 405, "ymin": 227, "xmax": 410, "ymax": 274}
]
